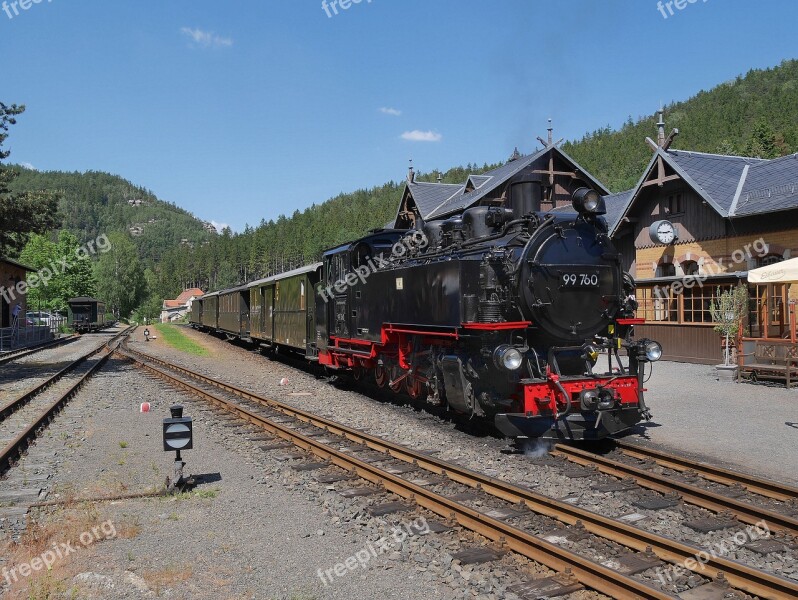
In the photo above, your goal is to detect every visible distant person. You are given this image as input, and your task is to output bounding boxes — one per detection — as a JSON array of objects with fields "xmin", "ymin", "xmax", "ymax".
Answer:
[{"xmin": 11, "ymin": 303, "xmax": 21, "ymax": 320}]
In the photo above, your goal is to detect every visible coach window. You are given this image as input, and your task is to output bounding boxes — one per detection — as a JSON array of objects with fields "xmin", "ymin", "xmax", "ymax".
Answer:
[
  {"xmin": 353, "ymin": 242, "xmax": 371, "ymax": 268},
  {"xmin": 300, "ymin": 282, "xmax": 306, "ymax": 310}
]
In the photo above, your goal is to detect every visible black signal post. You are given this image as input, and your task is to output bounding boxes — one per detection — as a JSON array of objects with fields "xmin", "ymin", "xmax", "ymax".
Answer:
[{"xmin": 163, "ymin": 404, "xmax": 193, "ymax": 491}]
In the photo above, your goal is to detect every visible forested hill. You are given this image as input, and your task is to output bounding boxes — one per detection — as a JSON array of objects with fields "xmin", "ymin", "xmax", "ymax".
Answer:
[
  {"xmin": 563, "ymin": 59, "xmax": 798, "ymax": 192},
  {"xmin": 8, "ymin": 168, "xmax": 214, "ymax": 263}
]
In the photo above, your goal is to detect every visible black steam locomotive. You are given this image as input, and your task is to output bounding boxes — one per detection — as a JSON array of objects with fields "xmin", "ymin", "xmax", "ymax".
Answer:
[{"xmin": 192, "ymin": 187, "xmax": 661, "ymax": 441}]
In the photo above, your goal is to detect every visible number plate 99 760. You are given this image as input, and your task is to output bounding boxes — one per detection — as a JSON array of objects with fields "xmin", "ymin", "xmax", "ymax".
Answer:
[{"xmin": 560, "ymin": 271, "xmax": 600, "ymax": 288}]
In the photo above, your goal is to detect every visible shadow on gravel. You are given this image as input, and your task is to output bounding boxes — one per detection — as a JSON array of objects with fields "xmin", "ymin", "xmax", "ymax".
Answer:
[{"xmin": 192, "ymin": 472, "xmax": 223, "ymax": 484}]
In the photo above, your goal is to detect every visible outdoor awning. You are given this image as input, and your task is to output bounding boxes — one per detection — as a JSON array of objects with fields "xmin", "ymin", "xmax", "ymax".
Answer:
[{"xmin": 748, "ymin": 257, "xmax": 798, "ymax": 284}]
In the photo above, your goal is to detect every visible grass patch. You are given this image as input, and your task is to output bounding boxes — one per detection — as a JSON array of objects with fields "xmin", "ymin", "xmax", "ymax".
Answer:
[
  {"xmin": 140, "ymin": 564, "xmax": 193, "ymax": 594},
  {"xmin": 154, "ymin": 324, "xmax": 210, "ymax": 356},
  {"xmin": 168, "ymin": 487, "xmax": 220, "ymax": 501}
]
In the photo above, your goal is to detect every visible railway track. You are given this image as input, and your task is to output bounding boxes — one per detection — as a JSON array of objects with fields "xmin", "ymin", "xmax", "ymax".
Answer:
[
  {"xmin": 551, "ymin": 444, "xmax": 798, "ymax": 537},
  {"xmin": 0, "ymin": 327, "xmax": 132, "ymax": 475},
  {"xmin": 607, "ymin": 441, "xmax": 798, "ymax": 503},
  {"xmin": 0, "ymin": 334, "xmax": 78, "ymax": 367},
  {"xmin": 119, "ymin": 343, "xmax": 798, "ymax": 600}
]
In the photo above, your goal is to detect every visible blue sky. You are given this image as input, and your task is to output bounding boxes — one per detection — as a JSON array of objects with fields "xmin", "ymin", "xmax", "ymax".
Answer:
[{"xmin": 2, "ymin": 0, "xmax": 797, "ymax": 231}]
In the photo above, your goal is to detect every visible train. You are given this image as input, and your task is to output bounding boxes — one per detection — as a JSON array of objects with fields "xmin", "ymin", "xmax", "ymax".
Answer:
[
  {"xmin": 189, "ymin": 186, "xmax": 662, "ymax": 441},
  {"xmin": 67, "ymin": 297, "xmax": 109, "ymax": 333}
]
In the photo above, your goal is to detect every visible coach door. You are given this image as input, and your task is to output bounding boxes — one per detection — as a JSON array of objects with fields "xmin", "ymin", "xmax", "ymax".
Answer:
[
  {"xmin": 240, "ymin": 290, "xmax": 251, "ymax": 337},
  {"xmin": 263, "ymin": 285, "xmax": 274, "ymax": 341}
]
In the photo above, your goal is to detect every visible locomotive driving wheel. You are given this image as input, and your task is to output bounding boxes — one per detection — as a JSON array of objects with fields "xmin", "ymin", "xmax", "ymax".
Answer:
[
  {"xmin": 374, "ymin": 365, "xmax": 388, "ymax": 388},
  {"xmin": 389, "ymin": 365, "xmax": 406, "ymax": 393}
]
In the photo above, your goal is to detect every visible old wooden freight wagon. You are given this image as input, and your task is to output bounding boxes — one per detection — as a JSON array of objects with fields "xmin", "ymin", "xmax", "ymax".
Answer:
[{"xmin": 67, "ymin": 297, "xmax": 107, "ymax": 333}]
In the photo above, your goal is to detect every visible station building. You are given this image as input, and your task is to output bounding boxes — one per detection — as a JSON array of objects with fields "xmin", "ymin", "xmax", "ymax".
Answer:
[
  {"xmin": 608, "ymin": 115, "xmax": 798, "ymax": 363},
  {"xmin": 1, "ymin": 257, "xmax": 36, "ymax": 351}
]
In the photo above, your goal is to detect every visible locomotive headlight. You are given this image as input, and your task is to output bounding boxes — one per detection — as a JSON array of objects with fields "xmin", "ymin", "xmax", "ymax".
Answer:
[
  {"xmin": 644, "ymin": 340, "xmax": 663, "ymax": 362},
  {"xmin": 493, "ymin": 345, "xmax": 523, "ymax": 371},
  {"xmin": 571, "ymin": 187, "xmax": 606, "ymax": 215},
  {"xmin": 636, "ymin": 339, "xmax": 663, "ymax": 362}
]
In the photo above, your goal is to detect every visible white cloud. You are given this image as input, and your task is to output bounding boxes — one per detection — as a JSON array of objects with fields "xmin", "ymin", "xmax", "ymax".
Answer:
[
  {"xmin": 210, "ymin": 221, "xmax": 230, "ymax": 233},
  {"xmin": 400, "ymin": 130, "xmax": 442, "ymax": 142},
  {"xmin": 379, "ymin": 107, "xmax": 402, "ymax": 116},
  {"xmin": 20, "ymin": 162, "xmax": 36, "ymax": 170},
  {"xmin": 180, "ymin": 27, "xmax": 233, "ymax": 48}
]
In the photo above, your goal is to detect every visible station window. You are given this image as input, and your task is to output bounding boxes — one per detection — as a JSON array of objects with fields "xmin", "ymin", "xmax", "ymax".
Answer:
[
  {"xmin": 637, "ymin": 283, "xmax": 738, "ymax": 326},
  {"xmin": 656, "ymin": 263, "xmax": 676, "ymax": 278},
  {"xmin": 759, "ymin": 254, "xmax": 784, "ymax": 267},
  {"xmin": 680, "ymin": 260, "xmax": 699, "ymax": 276},
  {"xmin": 661, "ymin": 192, "xmax": 683, "ymax": 216}
]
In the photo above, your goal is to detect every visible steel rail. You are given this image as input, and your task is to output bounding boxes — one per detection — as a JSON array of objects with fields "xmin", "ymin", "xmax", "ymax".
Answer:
[
  {"xmin": 0, "ymin": 337, "xmax": 108, "ymax": 421},
  {"xmin": 119, "ymin": 345, "xmax": 798, "ymax": 600},
  {"xmin": 552, "ymin": 445, "xmax": 798, "ymax": 536},
  {"xmin": 607, "ymin": 441, "xmax": 798, "ymax": 502},
  {"xmin": 0, "ymin": 335, "xmax": 78, "ymax": 367},
  {"xmin": 0, "ymin": 328, "xmax": 132, "ymax": 474}
]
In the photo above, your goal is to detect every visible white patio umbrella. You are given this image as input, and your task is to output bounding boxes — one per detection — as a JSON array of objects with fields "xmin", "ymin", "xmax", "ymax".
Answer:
[
  {"xmin": 748, "ymin": 257, "xmax": 798, "ymax": 342},
  {"xmin": 748, "ymin": 257, "xmax": 798, "ymax": 284}
]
